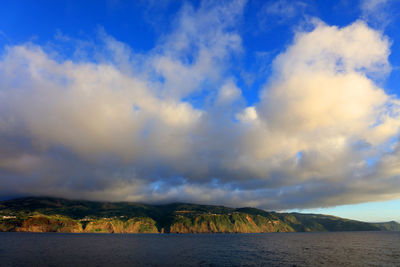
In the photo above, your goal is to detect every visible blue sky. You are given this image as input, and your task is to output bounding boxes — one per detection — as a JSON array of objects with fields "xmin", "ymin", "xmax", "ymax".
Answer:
[{"xmin": 0, "ymin": 0, "xmax": 399, "ymax": 222}]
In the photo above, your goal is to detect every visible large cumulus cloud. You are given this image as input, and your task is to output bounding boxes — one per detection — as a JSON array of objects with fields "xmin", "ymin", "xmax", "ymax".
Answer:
[{"xmin": 0, "ymin": 1, "xmax": 399, "ymax": 210}]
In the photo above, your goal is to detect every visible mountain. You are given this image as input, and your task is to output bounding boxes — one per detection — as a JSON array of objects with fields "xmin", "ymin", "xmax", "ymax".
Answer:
[
  {"xmin": 0, "ymin": 197, "xmax": 392, "ymax": 233},
  {"xmin": 372, "ymin": 221, "xmax": 400, "ymax": 231}
]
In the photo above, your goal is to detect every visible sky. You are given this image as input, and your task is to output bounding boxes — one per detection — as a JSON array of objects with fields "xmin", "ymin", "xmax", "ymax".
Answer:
[{"xmin": 0, "ymin": 0, "xmax": 399, "ymax": 222}]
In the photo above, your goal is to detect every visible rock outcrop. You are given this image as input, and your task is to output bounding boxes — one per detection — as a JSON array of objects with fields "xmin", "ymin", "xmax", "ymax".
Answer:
[
  {"xmin": 15, "ymin": 215, "xmax": 82, "ymax": 233},
  {"xmin": 168, "ymin": 213, "xmax": 294, "ymax": 233},
  {"xmin": 84, "ymin": 218, "xmax": 158, "ymax": 233}
]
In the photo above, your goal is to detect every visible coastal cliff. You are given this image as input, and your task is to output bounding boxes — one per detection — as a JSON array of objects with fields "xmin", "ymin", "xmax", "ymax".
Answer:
[
  {"xmin": 0, "ymin": 197, "xmax": 396, "ymax": 233},
  {"xmin": 169, "ymin": 213, "xmax": 293, "ymax": 233},
  {"xmin": 0, "ymin": 213, "xmax": 292, "ymax": 233},
  {"xmin": 0, "ymin": 215, "xmax": 158, "ymax": 233},
  {"xmin": 83, "ymin": 217, "xmax": 158, "ymax": 233},
  {"xmin": 17, "ymin": 215, "xmax": 82, "ymax": 232}
]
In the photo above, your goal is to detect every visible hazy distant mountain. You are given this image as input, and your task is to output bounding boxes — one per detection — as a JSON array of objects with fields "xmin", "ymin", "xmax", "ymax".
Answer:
[
  {"xmin": 372, "ymin": 221, "xmax": 400, "ymax": 231},
  {"xmin": 0, "ymin": 197, "xmax": 396, "ymax": 233}
]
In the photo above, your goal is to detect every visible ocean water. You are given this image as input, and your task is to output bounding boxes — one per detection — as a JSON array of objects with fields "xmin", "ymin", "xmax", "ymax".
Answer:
[{"xmin": 0, "ymin": 232, "xmax": 399, "ymax": 266}]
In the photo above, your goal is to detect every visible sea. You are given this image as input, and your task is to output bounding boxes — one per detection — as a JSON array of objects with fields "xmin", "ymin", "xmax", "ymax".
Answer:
[{"xmin": 0, "ymin": 231, "xmax": 399, "ymax": 266}]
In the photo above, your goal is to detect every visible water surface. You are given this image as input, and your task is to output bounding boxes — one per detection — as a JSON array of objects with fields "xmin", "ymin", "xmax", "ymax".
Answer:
[{"xmin": 0, "ymin": 231, "xmax": 399, "ymax": 266}]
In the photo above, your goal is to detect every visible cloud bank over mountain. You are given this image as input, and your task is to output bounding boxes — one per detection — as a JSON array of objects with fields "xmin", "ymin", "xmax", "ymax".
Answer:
[{"xmin": 0, "ymin": 0, "xmax": 399, "ymax": 209}]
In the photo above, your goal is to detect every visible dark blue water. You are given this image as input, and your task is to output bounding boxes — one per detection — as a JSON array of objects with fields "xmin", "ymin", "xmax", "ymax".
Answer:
[{"xmin": 0, "ymin": 232, "xmax": 399, "ymax": 266}]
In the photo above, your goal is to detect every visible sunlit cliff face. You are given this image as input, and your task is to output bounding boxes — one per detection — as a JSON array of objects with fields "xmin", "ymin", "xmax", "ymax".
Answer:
[{"xmin": 0, "ymin": 0, "xmax": 399, "ymax": 210}]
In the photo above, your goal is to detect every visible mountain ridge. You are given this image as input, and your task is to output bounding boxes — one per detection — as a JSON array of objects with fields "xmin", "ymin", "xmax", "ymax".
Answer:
[{"xmin": 0, "ymin": 197, "xmax": 398, "ymax": 233}]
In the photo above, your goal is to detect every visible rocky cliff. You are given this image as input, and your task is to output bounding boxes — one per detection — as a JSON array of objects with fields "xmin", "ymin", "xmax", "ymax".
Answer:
[
  {"xmin": 0, "ymin": 215, "xmax": 158, "ymax": 233},
  {"xmin": 16, "ymin": 215, "xmax": 83, "ymax": 233},
  {"xmin": 83, "ymin": 217, "xmax": 158, "ymax": 233},
  {"xmin": 0, "ymin": 197, "xmax": 391, "ymax": 233},
  {"xmin": 169, "ymin": 213, "xmax": 293, "ymax": 233}
]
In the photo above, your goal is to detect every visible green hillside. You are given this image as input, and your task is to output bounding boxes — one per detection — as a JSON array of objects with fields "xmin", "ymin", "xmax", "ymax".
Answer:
[
  {"xmin": 372, "ymin": 221, "xmax": 400, "ymax": 231},
  {"xmin": 0, "ymin": 197, "xmax": 391, "ymax": 233}
]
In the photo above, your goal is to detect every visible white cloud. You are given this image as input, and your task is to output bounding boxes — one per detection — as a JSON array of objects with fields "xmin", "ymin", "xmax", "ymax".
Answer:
[
  {"xmin": 150, "ymin": 0, "xmax": 245, "ymax": 99},
  {"xmin": 258, "ymin": 0, "xmax": 310, "ymax": 29},
  {"xmin": 236, "ymin": 20, "xmax": 400, "ymax": 207},
  {"xmin": 0, "ymin": 1, "xmax": 399, "ymax": 210},
  {"xmin": 217, "ymin": 80, "xmax": 242, "ymax": 104},
  {"xmin": 361, "ymin": 0, "xmax": 389, "ymax": 13},
  {"xmin": 264, "ymin": 0, "xmax": 308, "ymax": 19},
  {"xmin": 236, "ymin": 106, "xmax": 258, "ymax": 123},
  {"xmin": 360, "ymin": 0, "xmax": 392, "ymax": 28},
  {"xmin": 0, "ymin": 45, "xmax": 202, "ymax": 162}
]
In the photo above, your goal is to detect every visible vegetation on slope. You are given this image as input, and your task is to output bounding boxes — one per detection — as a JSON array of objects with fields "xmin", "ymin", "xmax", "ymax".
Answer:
[
  {"xmin": 169, "ymin": 213, "xmax": 293, "ymax": 233},
  {"xmin": 84, "ymin": 217, "xmax": 158, "ymax": 233},
  {"xmin": 0, "ymin": 197, "xmax": 390, "ymax": 233},
  {"xmin": 372, "ymin": 221, "xmax": 400, "ymax": 231},
  {"xmin": 276, "ymin": 213, "xmax": 380, "ymax": 232}
]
